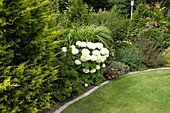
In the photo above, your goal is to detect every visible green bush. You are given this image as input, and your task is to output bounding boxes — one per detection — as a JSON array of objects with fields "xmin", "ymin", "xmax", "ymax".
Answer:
[
  {"xmin": 53, "ymin": 49, "xmax": 84, "ymax": 101},
  {"xmin": 63, "ymin": 0, "xmax": 90, "ymax": 27},
  {"xmin": 163, "ymin": 47, "xmax": 170, "ymax": 67},
  {"xmin": 111, "ymin": 61, "xmax": 129, "ymax": 75},
  {"xmin": 64, "ymin": 25, "xmax": 112, "ymax": 49},
  {"xmin": 136, "ymin": 38, "xmax": 164, "ymax": 68},
  {"xmin": 128, "ymin": 3, "xmax": 170, "ymax": 50},
  {"xmin": 89, "ymin": 6, "xmax": 128, "ymax": 45},
  {"xmin": 163, "ymin": 54, "xmax": 170, "ymax": 67},
  {"xmin": 115, "ymin": 48, "xmax": 145, "ymax": 71},
  {"xmin": 0, "ymin": 0, "xmax": 62, "ymax": 112}
]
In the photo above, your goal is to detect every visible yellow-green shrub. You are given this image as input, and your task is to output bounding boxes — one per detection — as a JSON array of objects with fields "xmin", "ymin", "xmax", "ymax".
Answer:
[
  {"xmin": 0, "ymin": 0, "xmax": 62, "ymax": 112},
  {"xmin": 164, "ymin": 54, "xmax": 170, "ymax": 67}
]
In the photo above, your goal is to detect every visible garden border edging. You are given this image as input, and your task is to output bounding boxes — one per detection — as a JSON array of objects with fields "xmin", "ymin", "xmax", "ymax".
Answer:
[{"xmin": 54, "ymin": 67, "xmax": 170, "ymax": 113}]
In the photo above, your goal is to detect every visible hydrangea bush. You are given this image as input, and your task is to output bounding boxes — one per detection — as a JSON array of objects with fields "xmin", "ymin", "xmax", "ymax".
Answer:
[{"xmin": 62, "ymin": 41, "xmax": 109, "ymax": 85}]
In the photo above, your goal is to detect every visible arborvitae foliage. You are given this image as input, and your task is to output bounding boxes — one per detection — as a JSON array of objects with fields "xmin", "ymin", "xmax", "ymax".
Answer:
[
  {"xmin": 66, "ymin": 0, "xmax": 90, "ymax": 26},
  {"xmin": 0, "ymin": 0, "xmax": 62, "ymax": 112}
]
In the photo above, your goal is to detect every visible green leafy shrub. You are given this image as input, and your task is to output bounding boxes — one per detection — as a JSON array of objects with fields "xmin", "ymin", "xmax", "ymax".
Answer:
[
  {"xmin": 89, "ymin": 6, "xmax": 128, "ymax": 46},
  {"xmin": 0, "ymin": 0, "xmax": 62, "ymax": 112},
  {"xmin": 163, "ymin": 47, "xmax": 170, "ymax": 67},
  {"xmin": 63, "ymin": 0, "xmax": 90, "ymax": 27},
  {"xmin": 61, "ymin": 41, "xmax": 109, "ymax": 85},
  {"xmin": 111, "ymin": 61, "xmax": 130, "ymax": 75},
  {"xmin": 52, "ymin": 48, "xmax": 84, "ymax": 101},
  {"xmin": 136, "ymin": 38, "xmax": 164, "ymax": 68},
  {"xmin": 128, "ymin": 18, "xmax": 166, "ymax": 48},
  {"xmin": 127, "ymin": 8, "xmax": 169, "ymax": 68},
  {"xmin": 64, "ymin": 25, "xmax": 112, "ymax": 50},
  {"xmin": 104, "ymin": 60, "xmax": 130, "ymax": 80},
  {"xmin": 128, "ymin": 3, "xmax": 152, "ymax": 29},
  {"xmin": 56, "ymin": 21, "xmax": 113, "ymax": 101},
  {"xmin": 163, "ymin": 54, "xmax": 170, "ymax": 67},
  {"xmin": 128, "ymin": 3, "xmax": 170, "ymax": 50},
  {"xmin": 115, "ymin": 48, "xmax": 145, "ymax": 71}
]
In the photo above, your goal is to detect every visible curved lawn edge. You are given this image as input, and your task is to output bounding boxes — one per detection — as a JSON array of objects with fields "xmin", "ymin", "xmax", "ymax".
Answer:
[{"xmin": 54, "ymin": 67, "xmax": 170, "ymax": 113}]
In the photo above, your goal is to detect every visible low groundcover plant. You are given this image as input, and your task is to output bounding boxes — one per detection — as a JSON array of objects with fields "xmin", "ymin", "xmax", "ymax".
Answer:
[{"xmin": 61, "ymin": 41, "xmax": 109, "ymax": 85}]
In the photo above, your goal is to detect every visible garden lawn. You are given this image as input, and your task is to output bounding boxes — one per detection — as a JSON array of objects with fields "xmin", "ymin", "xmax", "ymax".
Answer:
[{"xmin": 62, "ymin": 69, "xmax": 170, "ymax": 113}]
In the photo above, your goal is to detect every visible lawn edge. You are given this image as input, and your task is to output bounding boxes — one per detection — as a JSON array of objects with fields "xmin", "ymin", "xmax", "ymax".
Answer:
[{"xmin": 54, "ymin": 67, "xmax": 170, "ymax": 113}]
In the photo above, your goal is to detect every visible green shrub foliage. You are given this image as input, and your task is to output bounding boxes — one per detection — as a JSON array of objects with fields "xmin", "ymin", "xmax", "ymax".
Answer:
[
  {"xmin": 163, "ymin": 47, "xmax": 170, "ymax": 67},
  {"xmin": 89, "ymin": 6, "xmax": 128, "ymax": 46},
  {"xmin": 0, "ymin": 0, "xmax": 62, "ymax": 112},
  {"xmin": 163, "ymin": 53, "xmax": 170, "ymax": 67},
  {"xmin": 115, "ymin": 48, "xmax": 145, "ymax": 71},
  {"xmin": 136, "ymin": 39, "xmax": 164, "ymax": 68},
  {"xmin": 65, "ymin": 25, "xmax": 112, "ymax": 49},
  {"xmin": 65, "ymin": 0, "xmax": 90, "ymax": 26},
  {"xmin": 53, "ymin": 49, "xmax": 84, "ymax": 101}
]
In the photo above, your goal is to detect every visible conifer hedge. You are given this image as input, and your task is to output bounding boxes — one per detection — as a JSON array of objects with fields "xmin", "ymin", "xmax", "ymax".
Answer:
[{"xmin": 0, "ymin": 0, "xmax": 61, "ymax": 112}]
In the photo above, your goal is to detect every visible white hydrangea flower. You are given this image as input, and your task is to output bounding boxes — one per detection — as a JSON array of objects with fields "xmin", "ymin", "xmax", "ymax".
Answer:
[
  {"xmin": 96, "ymin": 55, "xmax": 103, "ymax": 63},
  {"xmin": 70, "ymin": 45, "xmax": 76, "ymax": 49},
  {"xmin": 61, "ymin": 47, "xmax": 67, "ymax": 52},
  {"xmin": 96, "ymin": 65, "xmax": 101, "ymax": 70},
  {"xmin": 85, "ymin": 83, "xmax": 88, "ymax": 87},
  {"xmin": 83, "ymin": 68, "xmax": 89, "ymax": 73},
  {"xmin": 105, "ymin": 54, "xmax": 109, "ymax": 58},
  {"xmin": 102, "ymin": 64, "xmax": 106, "ymax": 68},
  {"xmin": 80, "ymin": 54, "xmax": 91, "ymax": 62},
  {"xmin": 92, "ymin": 50, "xmax": 100, "ymax": 56},
  {"xmin": 87, "ymin": 42, "xmax": 96, "ymax": 50},
  {"xmin": 80, "ymin": 42, "xmax": 87, "ymax": 47},
  {"xmin": 90, "ymin": 55, "xmax": 97, "ymax": 61},
  {"xmin": 81, "ymin": 48, "xmax": 90, "ymax": 55},
  {"xmin": 76, "ymin": 41, "xmax": 82, "ymax": 46},
  {"xmin": 72, "ymin": 48, "xmax": 79, "ymax": 55},
  {"xmin": 95, "ymin": 42, "xmax": 103, "ymax": 49},
  {"xmin": 75, "ymin": 60, "xmax": 81, "ymax": 65},
  {"xmin": 100, "ymin": 48, "xmax": 109, "ymax": 55},
  {"xmin": 102, "ymin": 56, "xmax": 107, "ymax": 61},
  {"xmin": 90, "ymin": 69, "xmax": 96, "ymax": 73}
]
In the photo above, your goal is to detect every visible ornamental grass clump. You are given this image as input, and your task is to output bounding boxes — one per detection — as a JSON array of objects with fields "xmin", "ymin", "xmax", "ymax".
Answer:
[{"xmin": 62, "ymin": 41, "xmax": 109, "ymax": 85}]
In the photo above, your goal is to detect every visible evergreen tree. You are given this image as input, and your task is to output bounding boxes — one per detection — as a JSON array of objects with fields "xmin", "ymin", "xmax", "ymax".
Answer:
[{"xmin": 0, "ymin": 0, "xmax": 62, "ymax": 112}]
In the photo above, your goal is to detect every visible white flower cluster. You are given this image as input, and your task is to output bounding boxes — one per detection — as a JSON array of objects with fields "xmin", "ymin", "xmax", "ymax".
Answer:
[
  {"xmin": 61, "ymin": 47, "xmax": 67, "ymax": 52},
  {"xmin": 74, "ymin": 41, "xmax": 109, "ymax": 74},
  {"xmin": 61, "ymin": 41, "xmax": 109, "ymax": 74}
]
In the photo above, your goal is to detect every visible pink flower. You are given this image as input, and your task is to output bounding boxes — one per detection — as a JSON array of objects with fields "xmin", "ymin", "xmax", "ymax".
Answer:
[
  {"xmin": 146, "ymin": 23, "xmax": 150, "ymax": 27},
  {"xmin": 134, "ymin": 39, "xmax": 137, "ymax": 42},
  {"xmin": 143, "ymin": 29, "xmax": 147, "ymax": 32},
  {"xmin": 137, "ymin": 36, "xmax": 140, "ymax": 40},
  {"xmin": 165, "ymin": 28, "xmax": 169, "ymax": 33},
  {"xmin": 151, "ymin": 22, "xmax": 155, "ymax": 25},
  {"xmin": 129, "ymin": 34, "xmax": 133, "ymax": 37},
  {"xmin": 146, "ymin": 17, "xmax": 149, "ymax": 21},
  {"xmin": 148, "ymin": 28, "xmax": 151, "ymax": 30}
]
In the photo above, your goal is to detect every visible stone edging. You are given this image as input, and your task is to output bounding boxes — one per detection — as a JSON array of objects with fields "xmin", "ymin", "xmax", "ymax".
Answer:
[
  {"xmin": 54, "ymin": 81, "xmax": 109, "ymax": 113},
  {"xmin": 54, "ymin": 67, "xmax": 170, "ymax": 113},
  {"xmin": 127, "ymin": 67, "xmax": 170, "ymax": 75}
]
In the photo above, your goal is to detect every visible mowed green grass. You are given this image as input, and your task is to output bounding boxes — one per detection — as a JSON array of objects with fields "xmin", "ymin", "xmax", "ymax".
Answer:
[{"xmin": 62, "ymin": 69, "xmax": 170, "ymax": 113}]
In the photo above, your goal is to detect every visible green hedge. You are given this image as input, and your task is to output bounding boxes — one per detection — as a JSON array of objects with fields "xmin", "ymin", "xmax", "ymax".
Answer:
[{"xmin": 0, "ymin": 0, "xmax": 62, "ymax": 112}]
